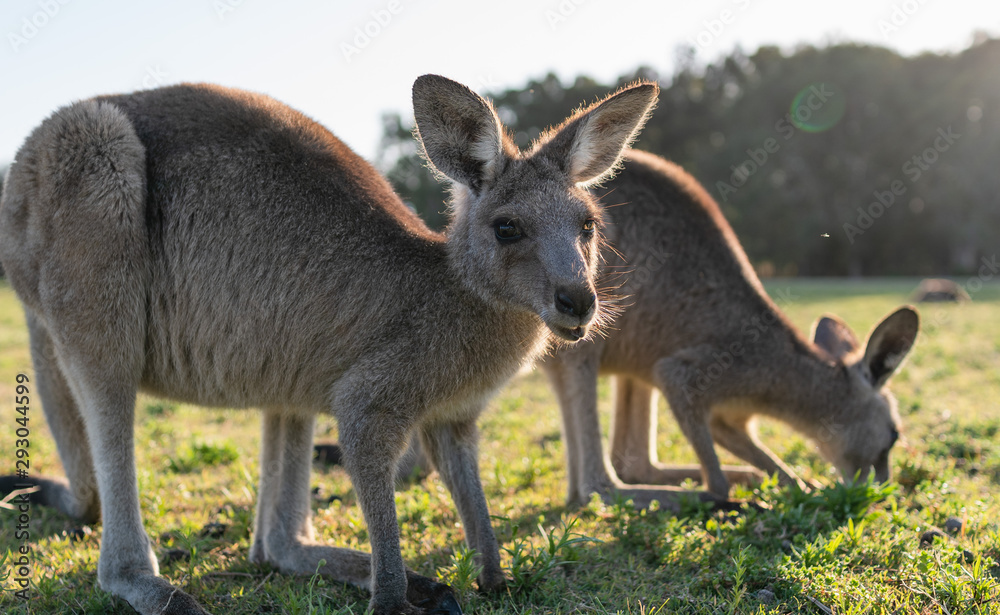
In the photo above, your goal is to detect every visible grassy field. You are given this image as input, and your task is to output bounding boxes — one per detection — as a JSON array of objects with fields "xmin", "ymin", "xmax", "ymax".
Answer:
[{"xmin": 1, "ymin": 278, "xmax": 998, "ymax": 614}]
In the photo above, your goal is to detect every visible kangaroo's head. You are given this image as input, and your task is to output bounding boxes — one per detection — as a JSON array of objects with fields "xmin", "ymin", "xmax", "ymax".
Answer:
[
  {"xmin": 810, "ymin": 306, "xmax": 920, "ymax": 484},
  {"xmin": 412, "ymin": 75, "xmax": 657, "ymax": 341}
]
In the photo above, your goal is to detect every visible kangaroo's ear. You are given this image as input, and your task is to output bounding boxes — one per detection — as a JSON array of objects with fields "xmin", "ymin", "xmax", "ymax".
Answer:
[
  {"xmin": 412, "ymin": 74, "xmax": 511, "ymax": 194},
  {"xmin": 811, "ymin": 314, "xmax": 860, "ymax": 359},
  {"xmin": 534, "ymin": 82, "xmax": 658, "ymax": 187},
  {"xmin": 861, "ymin": 306, "xmax": 920, "ymax": 388}
]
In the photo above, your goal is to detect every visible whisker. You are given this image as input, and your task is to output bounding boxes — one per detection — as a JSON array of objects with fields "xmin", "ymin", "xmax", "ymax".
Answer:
[{"xmin": 604, "ymin": 242, "xmax": 627, "ymax": 264}]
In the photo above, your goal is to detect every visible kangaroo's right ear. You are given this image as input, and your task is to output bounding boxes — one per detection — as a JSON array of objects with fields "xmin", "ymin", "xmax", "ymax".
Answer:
[
  {"xmin": 412, "ymin": 75, "xmax": 511, "ymax": 194},
  {"xmin": 861, "ymin": 306, "xmax": 920, "ymax": 388},
  {"xmin": 534, "ymin": 82, "xmax": 659, "ymax": 187},
  {"xmin": 812, "ymin": 314, "xmax": 860, "ymax": 359}
]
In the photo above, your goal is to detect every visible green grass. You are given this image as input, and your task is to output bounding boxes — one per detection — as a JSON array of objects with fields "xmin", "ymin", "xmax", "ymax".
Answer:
[{"xmin": 1, "ymin": 277, "xmax": 999, "ymax": 614}]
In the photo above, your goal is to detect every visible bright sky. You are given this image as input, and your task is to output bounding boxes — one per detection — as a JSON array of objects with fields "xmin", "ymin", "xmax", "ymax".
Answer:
[{"xmin": 3, "ymin": 0, "xmax": 999, "ymax": 166}]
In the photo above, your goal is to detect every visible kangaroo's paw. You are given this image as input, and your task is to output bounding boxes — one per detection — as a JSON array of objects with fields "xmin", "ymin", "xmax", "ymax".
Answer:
[
  {"xmin": 149, "ymin": 586, "xmax": 211, "ymax": 615},
  {"xmin": 106, "ymin": 573, "xmax": 209, "ymax": 615},
  {"xmin": 406, "ymin": 571, "xmax": 463, "ymax": 615}
]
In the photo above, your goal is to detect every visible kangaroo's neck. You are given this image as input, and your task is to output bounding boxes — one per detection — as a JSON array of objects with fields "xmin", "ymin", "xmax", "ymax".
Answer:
[
  {"xmin": 410, "ymin": 235, "xmax": 550, "ymax": 404},
  {"xmin": 746, "ymin": 320, "xmax": 848, "ymax": 439}
]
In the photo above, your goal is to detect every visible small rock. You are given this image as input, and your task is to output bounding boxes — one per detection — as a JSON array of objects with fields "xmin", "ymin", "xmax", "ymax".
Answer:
[
  {"xmin": 910, "ymin": 278, "xmax": 970, "ymax": 303},
  {"xmin": 962, "ymin": 550, "xmax": 975, "ymax": 563},
  {"xmin": 311, "ymin": 486, "xmax": 342, "ymax": 507},
  {"xmin": 920, "ymin": 529, "xmax": 945, "ymax": 546},
  {"xmin": 756, "ymin": 588, "xmax": 776, "ymax": 603},
  {"xmin": 200, "ymin": 522, "xmax": 228, "ymax": 538},
  {"xmin": 536, "ymin": 432, "xmax": 561, "ymax": 450},
  {"xmin": 162, "ymin": 548, "xmax": 190, "ymax": 565},
  {"xmin": 943, "ymin": 517, "xmax": 963, "ymax": 534}
]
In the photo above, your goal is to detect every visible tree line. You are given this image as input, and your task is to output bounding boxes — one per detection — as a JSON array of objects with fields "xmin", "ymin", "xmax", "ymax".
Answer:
[
  {"xmin": 377, "ymin": 38, "xmax": 1000, "ymax": 276},
  {"xmin": 1, "ymin": 39, "xmax": 995, "ymax": 278}
]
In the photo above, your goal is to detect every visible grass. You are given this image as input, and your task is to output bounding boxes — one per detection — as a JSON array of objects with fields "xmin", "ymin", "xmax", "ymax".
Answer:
[{"xmin": 0, "ymin": 277, "xmax": 998, "ymax": 614}]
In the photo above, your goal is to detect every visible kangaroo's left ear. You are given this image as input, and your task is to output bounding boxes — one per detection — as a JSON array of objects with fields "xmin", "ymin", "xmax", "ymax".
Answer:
[
  {"xmin": 861, "ymin": 306, "xmax": 920, "ymax": 388},
  {"xmin": 811, "ymin": 313, "xmax": 860, "ymax": 359},
  {"xmin": 412, "ymin": 74, "xmax": 513, "ymax": 194}
]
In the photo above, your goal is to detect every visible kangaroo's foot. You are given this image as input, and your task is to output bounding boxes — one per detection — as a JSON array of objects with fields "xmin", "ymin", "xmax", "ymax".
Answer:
[
  {"xmin": 108, "ymin": 575, "xmax": 209, "ymax": 615},
  {"xmin": 261, "ymin": 541, "xmax": 461, "ymax": 615},
  {"xmin": 614, "ymin": 460, "xmax": 764, "ymax": 488},
  {"xmin": 406, "ymin": 571, "xmax": 463, "ymax": 615}
]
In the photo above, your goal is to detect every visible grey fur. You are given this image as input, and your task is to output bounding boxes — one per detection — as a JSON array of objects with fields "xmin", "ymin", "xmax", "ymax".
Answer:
[
  {"xmin": 542, "ymin": 150, "xmax": 920, "ymax": 504},
  {"xmin": 0, "ymin": 78, "xmax": 658, "ymax": 614}
]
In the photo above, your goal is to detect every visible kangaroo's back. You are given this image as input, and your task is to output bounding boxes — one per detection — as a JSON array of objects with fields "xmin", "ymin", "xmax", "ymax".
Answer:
[
  {"xmin": 596, "ymin": 149, "xmax": 798, "ymax": 371},
  {"xmin": 100, "ymin": 83, "xmax": 434, "ymax": 241},
  {"xmin": 1, "ymin": 83, "xmax": 449, "ymax": 407}
]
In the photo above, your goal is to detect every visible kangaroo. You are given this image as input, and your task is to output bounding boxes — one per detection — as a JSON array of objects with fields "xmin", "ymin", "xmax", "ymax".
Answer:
[
  {"xmin": 541, "ymin": 149, "xmax": 920, "ymax": 505},
  {"xmin": 0, "ymin": 77, "xmax": 659, "ymax": 615}
]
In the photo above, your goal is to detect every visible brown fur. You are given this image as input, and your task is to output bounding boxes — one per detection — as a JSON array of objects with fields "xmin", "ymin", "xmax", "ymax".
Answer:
[{"xmin": 0, "ymin": 78, "xmax": 658, "ymax": 614}]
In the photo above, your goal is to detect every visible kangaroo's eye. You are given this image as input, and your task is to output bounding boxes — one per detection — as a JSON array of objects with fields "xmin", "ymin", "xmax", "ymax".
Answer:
[
  {"xmin": 582, "ymin": 219, "xmax": 596, "ymax": 235},
  {"xmin": 494, "ymin": 219, "xmax": 521, "ymax": 243}
]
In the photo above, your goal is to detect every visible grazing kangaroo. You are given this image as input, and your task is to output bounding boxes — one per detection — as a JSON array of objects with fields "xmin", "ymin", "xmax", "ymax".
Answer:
[
  {"xmin": 0, "ymin": 77, "xmax": 658, "ymax": 615},
  {"xmin": 541, "ymin": 149, "xmax": 920, "ymax": 504},
  {"xmin": 316, "ymin": 150, "xmax": 919, "ymax": 508}
]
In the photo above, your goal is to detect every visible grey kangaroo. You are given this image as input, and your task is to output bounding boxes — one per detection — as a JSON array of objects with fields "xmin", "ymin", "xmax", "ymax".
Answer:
[
  {"xmin": 542, "ymin": 150, "xmax": 920, "ymax": 505},
  {"xmin": 0, "ymin": 77, "xmax": 658, "ymax": 615},
  {"xmin": 334, "ymin": 149, "xmax": 919, "ymax": 508}
]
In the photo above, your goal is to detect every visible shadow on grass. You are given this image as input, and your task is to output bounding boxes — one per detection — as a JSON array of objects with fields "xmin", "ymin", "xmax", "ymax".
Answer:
[
  {"xmin": 448, "ymin": 478, "xmax": 895, "ymax": 613},
  {"xmin": 0, "ymin": 470, "xmax": 892, "ymax": 614}
]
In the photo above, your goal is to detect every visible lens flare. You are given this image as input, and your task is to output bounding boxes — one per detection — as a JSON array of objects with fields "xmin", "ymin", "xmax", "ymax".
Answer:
[{"xmin": 790, "ymin": 83, "xmax": 846, "ymax": 133}]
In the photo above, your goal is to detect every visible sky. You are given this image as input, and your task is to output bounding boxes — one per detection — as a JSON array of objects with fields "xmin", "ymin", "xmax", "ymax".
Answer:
[{"xmin": 3, "ymin": 0, "xmax": 999, "ymax": 166}]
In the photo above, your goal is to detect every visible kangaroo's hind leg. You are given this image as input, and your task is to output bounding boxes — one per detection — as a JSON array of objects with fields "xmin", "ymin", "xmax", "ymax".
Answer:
[
  {"xmin": 0, "ymin": 313, "xmax": 101, "ymax": 524},
  {"xmin": 2, "ymin": 99, "xmax": 206, "ymax": 614},
  {"xmin": 541, "ymin": 351, "xmax": 615, "ymax": 506},
  {"xmin": 63, "ymin": 357, "xmax": 209, "ymax": 614},
  {"xmin": 252, "ymin": 410, "xmax": 367, "ymax": 573},
  {"xmin": 608, "ymin": 376, "xmax": 660, "ymax": 484},
  {"xmin": 610, "ymin": 376, "xmax": 761, "ymax": 488}
]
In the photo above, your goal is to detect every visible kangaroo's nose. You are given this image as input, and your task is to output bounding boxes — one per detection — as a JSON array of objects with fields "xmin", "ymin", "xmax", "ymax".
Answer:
[{"xmin": 555, "ymin": 288, "xmax": 596, "ymax": 318}]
